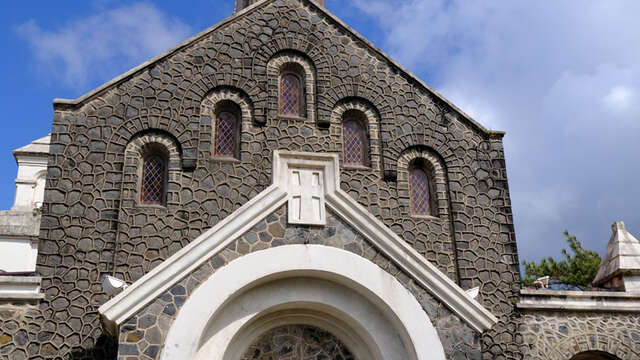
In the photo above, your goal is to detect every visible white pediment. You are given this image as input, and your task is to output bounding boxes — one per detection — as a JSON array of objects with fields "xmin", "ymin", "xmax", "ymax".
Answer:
[{"xmin": 99, "ymin": 151, "xmax": 497, "ymax": 335}]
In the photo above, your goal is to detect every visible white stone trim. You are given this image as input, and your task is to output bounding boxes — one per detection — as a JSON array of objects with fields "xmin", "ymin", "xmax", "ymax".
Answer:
[
  {"xmin": 0, "ymin": 276, "xmax": 44, "ymax": 300},
  {"xmin": 162, "ymin": 246, "xmax": 443, "ymax": 360},
  {"xmin": 98, "ymin": 184, "xmax": 287, "ymax": 328},
  {"xmin": 327, "ymin": 189, "xmax": 497, "ymax": 332},
  {"xmin": 517, "ymin": 289, "xmax": 640, "ymax": 312},
  {"xmin": 99, "ymin": 151, "xmax": 497, "ymax": 336}
]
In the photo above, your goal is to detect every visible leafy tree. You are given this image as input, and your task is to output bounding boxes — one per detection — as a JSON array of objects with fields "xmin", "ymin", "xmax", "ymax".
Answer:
[{"xmin": 522, "ymin": 231, "xmax": 601, "ymax": 289}]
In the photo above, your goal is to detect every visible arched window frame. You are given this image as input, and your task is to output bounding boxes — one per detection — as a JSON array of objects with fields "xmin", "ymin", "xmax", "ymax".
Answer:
[
  {"xmin": 341, "ymin": 110, "xmax": 370, "ymax": 168},
  {"xmin": 201, "ymin": 87, "xmax": 253, "ymax": 162},
  {"xmin": 397, "ymin": 148, "xmax": 449, "ymax": 219},
  {"xmin": 124, "ymin": 132, "xmax": 182, "ymax": 209},
  {"xmin": 332, "ymin": 98, "xmax": 381, "ymax": 171},
  {"xmin": 140, "ymin": 151, "xmax": 168, "ymax": 206},
  {"xmin": 267, "ymin": 52, "xmax": 316, "ymax": 122},
  {"xmin": 213, "ymin": 101, "xmax": 242, "ymax": 160}
]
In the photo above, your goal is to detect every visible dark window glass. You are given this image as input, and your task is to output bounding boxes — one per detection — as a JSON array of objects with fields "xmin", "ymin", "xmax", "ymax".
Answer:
[
  {"xmin": 409, "ymin": 167, "xmax": 431, "ymax": 216},
  {"xmin": 141, "ymin": 155, "xmax": 165, "ymax": 205},
  {"xmin": 215, "ymin": 111, "xmax": 237, "ymax": 157},
  {"xmin": 280, "ymin": 73, "xmax": 301, "ymax": 116},
  {"xmin": 343, "ymin": 119, "xmax": 367, "ymax": 166}
]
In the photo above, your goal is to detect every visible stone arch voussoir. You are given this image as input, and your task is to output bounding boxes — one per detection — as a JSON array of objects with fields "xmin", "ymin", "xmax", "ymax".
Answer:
[{"xmin": 556, "ymin": 334, "xmax": 637, "ymax": 360}]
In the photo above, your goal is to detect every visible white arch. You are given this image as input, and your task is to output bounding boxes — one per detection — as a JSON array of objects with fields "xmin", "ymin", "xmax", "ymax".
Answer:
[{"xmin": 160, "ymin": 245, "xmax": 446, "ymax": 360}]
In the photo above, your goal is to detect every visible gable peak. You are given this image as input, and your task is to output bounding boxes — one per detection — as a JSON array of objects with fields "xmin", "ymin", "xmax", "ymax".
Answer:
[{"xmin": 235, "ymin": 0, "xmax": 325, "ymax": 13}]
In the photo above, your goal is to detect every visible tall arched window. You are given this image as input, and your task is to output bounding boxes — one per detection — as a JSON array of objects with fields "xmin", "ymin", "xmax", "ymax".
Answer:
[
  {"xmin": 141, "ymin": 154, "xmax": 167, "ymax": 205},
  {"xmin": 409, "ymin": 165, "xmax": 433, "ymax": 216},
  {"xmin": 214, "ymin": 110, "xmax": 239, "ymax": 158},
  {"xmin": 342, "ymin": 111, "xmax": 369, "ymax": 166},
  {"xmin": 280, "ymin": 72, "xmax": 302, "ymax": 116}
]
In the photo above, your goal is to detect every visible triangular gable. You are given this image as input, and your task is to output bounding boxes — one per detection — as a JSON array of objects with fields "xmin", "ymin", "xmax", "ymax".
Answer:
[
  {"xmin": 52, "ymin": 0, "xmax": 501, "ymax": 137},
  {"xmin": 99, "ymin": 151, "xmax": 498, "ymax": 333}
]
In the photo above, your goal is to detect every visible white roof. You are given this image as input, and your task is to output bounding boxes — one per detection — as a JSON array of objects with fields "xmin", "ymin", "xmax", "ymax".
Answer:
[
  {"xmin": 13, "ymin": 134, "xmax": 51, "ymax": 157},
  {"xmin": 593, "ymin": 221, "xmax": 640, "ymax": 286}
]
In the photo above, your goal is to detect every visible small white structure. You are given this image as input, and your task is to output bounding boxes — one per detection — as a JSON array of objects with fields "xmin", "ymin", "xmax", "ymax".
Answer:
[
  {"xmin": 518, "ymin": 220, "xmax": 640, "ymax": 311},
  {"xmin": 0, "ymin": 135, "xmax": 49, "ymax": 300},
  {"xmin": 593, "ymin": 221, "xmax": 640, "ymax": 292}
]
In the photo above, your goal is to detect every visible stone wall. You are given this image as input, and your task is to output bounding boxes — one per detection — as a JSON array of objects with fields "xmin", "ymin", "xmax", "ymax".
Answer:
[
  {"xmin": 520, "ymin": 311, "xmax": 640, "ymax": 360},
  {"xmin": 117, "ymin": 207, "xmax": 481, "ymax": 359},
  {"xmin": 30, "ymin": 0, "xmax": 521, "ymax": 358}
]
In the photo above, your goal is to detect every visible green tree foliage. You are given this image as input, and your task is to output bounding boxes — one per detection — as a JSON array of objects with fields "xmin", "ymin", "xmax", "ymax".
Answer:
[{"xmin": 522, "ymin": 231, "xmax": 601, "ymax": 289}]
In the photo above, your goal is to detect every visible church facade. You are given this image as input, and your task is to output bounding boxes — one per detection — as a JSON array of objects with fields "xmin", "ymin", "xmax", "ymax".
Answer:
[{"xmin": 1, "ymin": 0, "xmax": 639, "ymax": 359}]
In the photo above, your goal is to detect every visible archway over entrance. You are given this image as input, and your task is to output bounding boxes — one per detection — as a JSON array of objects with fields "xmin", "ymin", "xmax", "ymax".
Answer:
[
  {"xmin": 571, "ymin": 351, "xmax": 621, "ymax": 360},
  {"xmin": 160, "ymin": 245, "xmax": 448, "ymax": 360}
]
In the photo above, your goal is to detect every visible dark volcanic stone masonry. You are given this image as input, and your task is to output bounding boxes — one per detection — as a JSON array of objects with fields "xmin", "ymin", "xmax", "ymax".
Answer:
[
  {"xmin": 520, "ymin": 311, "xmax": 640, "ymax": 359},
  {"xmin": 4, "ymin": 0, "xmax": 522, "ymax": 358}
]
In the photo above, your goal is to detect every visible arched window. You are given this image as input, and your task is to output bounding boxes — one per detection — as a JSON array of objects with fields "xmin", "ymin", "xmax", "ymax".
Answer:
[
  {"xmin": 280, "ymin": 72, "xmax": 302, "ymax": 116},
  {"xmin": 571, "ymin": 351, "xmax": 620, "ymax": 360},
  {"xmin": 141, "ymin": 154, "xmax": 167, "ymax": 205},
  {"xmin": 409, "ymin": 164, "xmax": 434, "ymax": 216},
  {"xmin": 342, "ymin": 111, "xmax": 369, "ymax": 167},
  {"xmin": 214, "ymin": 109, "xmax": 239, "ymax": 158}
]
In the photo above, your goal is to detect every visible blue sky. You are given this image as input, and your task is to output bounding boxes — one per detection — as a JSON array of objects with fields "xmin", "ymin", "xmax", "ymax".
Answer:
[{"xmin": 1, "ymin": 0, "xmax": 639, "ymax": 266}]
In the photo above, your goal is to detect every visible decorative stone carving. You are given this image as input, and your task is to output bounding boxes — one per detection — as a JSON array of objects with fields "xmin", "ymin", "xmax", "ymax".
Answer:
[{"xmin": 287, "ymin": 167, "xmax": 325, "ymax": 225}]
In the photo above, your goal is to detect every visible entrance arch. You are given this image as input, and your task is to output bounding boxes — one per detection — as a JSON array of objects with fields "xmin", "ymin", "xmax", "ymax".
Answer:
[
  {"xmin": 571, "ymin": 351, "xmax": 620, "ymax": 360},
  {"xmin": 160, "ymin": 245, "xmax": 447, "ymax": 360}
]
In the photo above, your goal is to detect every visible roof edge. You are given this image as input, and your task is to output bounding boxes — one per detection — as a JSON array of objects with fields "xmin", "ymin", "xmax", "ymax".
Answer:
[{"xmin": 50, "ymin": 0, "xmax": 505, "ymax": 136}]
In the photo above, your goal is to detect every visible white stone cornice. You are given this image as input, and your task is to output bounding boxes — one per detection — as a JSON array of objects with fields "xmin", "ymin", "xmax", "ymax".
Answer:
[
  {"xmin": 518, "ymin": 289, "xmax": 640, "ymax": 312},
  {"xmin": 99, "ymin": 151, "xmax": 498, "ymax": 335},
  {"xmin": 326, "ymin": 189, "xmax": 498, "ymax": 333},
  {"xmin": 0, "ymin": 276, "xmax": 44, "ymax": 300}
]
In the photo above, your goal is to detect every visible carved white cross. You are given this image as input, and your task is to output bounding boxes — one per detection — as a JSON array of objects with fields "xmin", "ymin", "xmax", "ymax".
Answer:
[{"xmin": 288, "ymin": 167, "xmax": 326, "ymax": 225}]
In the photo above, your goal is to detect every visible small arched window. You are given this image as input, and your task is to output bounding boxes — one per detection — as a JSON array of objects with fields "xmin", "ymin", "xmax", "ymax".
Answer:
[
  {"xmin": 342, "ymin": 113, "xmax": 368, "ymax": 166},
  {"xmin": 141, "ymin": 154, "xmax": 167, "ymax": 205},
  {"xmin": 409, "ymin": 165, "xmax": 433, "ymax": 216},
  {"xmin": 214, "ymin": 109, "xmax": 239, "ymax": 158},
  {"xmin": 280, "ymin": 72, "xmax": 302, "ymax": 116}
]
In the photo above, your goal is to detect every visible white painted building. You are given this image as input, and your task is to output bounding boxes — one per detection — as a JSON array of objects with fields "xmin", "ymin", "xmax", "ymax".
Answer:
[{"xmin": 0, "ymin": 135, "xmax": 49, "ymax": 300}]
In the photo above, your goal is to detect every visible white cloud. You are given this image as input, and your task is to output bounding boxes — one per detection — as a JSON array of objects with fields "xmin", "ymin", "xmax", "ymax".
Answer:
[
  {"xmin": 350, "ymin": 0, "xmax": 640, "ymax": 261},
  {"xmin": 17, "ymin": 2, "xmax": 192, "ymax": 89},
  {"xmin": 603, "ymin": 85, "xmax": 637, "ymax": 114}
]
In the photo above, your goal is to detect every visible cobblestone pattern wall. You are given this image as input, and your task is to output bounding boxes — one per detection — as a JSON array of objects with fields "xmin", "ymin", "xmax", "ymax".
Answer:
[
  {"xmin": 34, "ymin": 0, "xmax": 521, "ymax": 358},
  {"xmin": 241, "ymin": 324, "xmax": 355, "ymax": 360},
  {"xmin": 520, "ymin": 311, "xmax": 640, "ymax": 360},
  {"xmin": 117, "ymin": 207, "xmax": 481, "ymax": 360}
]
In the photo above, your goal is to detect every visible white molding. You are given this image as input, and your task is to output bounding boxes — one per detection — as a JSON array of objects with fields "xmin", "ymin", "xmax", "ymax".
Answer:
[
  {"xmin": 161, "ymin": 246, "xmax": 444, "ymax": 360},
  {"xmin": 98, "ymin": 184, "xmax": 287, "ymax": 328},
  {"xmin": 0, "ymin": 276, "xmax": 44, "ymax": 300},
  {"xmin": 99, "ymin": 151, "xmax": 497, "ymax": 337},
  {"xmin": 327, "ymin": 189, "xmax": 498, "ymax": 332},
  {"xmin": 518, "ymin": 289, "xmax": 640, "ymax": 312}
]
